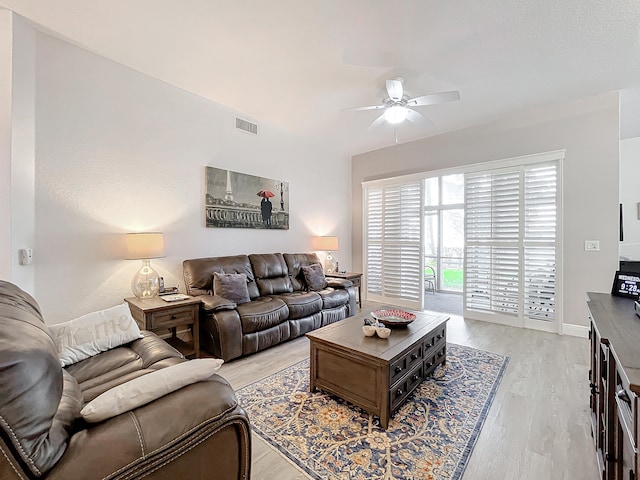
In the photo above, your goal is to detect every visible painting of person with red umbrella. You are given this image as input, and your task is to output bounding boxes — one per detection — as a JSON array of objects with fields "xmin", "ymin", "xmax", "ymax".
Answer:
[
  {"xmin": 258, "ymin": 190, "xmax": 274, "ymax": 228},
  {"xmin": 205, "ymin": 166, "xmax": 289, "ymax": 229}
]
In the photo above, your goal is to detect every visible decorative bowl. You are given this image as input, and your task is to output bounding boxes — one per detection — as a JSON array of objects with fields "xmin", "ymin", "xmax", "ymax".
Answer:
[
  {"xmin": 371, "ymin": 309, "xmax": 416, "ymax": 327},
  {"xmin": 375, "ymin": 326, "xmax": 391, "ymax": 338},
  {"xmin": 362, "ymin": 325, "xmax": 377, "ymax": 337}
]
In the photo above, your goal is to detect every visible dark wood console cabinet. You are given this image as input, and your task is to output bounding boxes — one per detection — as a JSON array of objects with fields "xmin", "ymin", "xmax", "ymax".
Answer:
[{"xmin": 588, "ymin": 293, "xmax": 640, "ymax": 480}]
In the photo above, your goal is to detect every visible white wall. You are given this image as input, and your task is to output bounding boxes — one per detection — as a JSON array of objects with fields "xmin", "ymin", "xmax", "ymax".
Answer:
[
  {"xmin": 620, "ymin": 136, "xmax": 640, "ymax": 260},
  {"xmin": 0, "ymin": 9, "xmax": 12, "ymax": 280},
  {"xmin": 29, "ymin": 32, "xmax": 351, "ymax": 323},
  {"xmin": 10, "ymin": 15, "xmax": 35, "ymax": 293},
  {"xmin": 352, "ymin": 93, "xmax": 620, "ymax": 329}
]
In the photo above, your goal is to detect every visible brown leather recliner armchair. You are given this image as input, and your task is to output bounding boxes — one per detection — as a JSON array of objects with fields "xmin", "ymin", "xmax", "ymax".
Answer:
[{"xmin": 0, "ymin": 281, "xmax": 251, "ymax": 479}]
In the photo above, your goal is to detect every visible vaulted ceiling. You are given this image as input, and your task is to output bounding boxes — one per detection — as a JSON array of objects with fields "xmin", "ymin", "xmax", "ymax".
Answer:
[{"xmin": 2, "ymin": 0, "xmax": 640, "ymax": 156}]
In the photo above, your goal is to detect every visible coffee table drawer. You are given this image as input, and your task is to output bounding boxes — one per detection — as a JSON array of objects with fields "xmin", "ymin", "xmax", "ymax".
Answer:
[
  {"xmin": 424, "ymin": 325, "xmax": 446, "ymax": 351},
  {"xmin": 389, "ymin": 343, "xmax": 423, "ymax": 385},
  {"xmin": 150, "ymin": 305, "xmax": 196, "ymax": 329},
  {"xmin": 391, "ymin": 362, "xmax": 423, "ymax": 411},
  {"xmin": 424, "ymin": 343, "xmax": 446, "ymax": 376}
]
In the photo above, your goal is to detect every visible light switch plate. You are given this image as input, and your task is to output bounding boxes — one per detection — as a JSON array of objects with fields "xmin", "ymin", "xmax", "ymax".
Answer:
[
  {"xmin": 18, "ymin": 248, "xmax": 33, "ymax": 265},
  {"xmin": 585, "ymin": 240, "xmax": 600, "ymax": 252}
]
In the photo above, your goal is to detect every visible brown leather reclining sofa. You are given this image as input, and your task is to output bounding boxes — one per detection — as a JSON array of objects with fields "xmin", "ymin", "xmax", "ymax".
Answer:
[
  {"xmin": 0, "ymin": 281, "xmax": 251, "ymax": 480},
  {"xmin": 183, "ymin": 252, "xmax": 356, "ymax": 361}
]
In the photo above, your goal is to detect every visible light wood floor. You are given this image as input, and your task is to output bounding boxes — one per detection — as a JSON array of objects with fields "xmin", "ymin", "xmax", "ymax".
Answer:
[{"xmin": 218, "ymin": 304, "xmax": 600, "ymax": 480}]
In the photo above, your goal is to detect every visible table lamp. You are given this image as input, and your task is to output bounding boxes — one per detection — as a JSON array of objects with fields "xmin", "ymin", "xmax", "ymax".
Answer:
[
  {"xmin": 125, "ymin": 232, "xmax": 165, "ymax": 299},
  {"xmin": 313, "ymin": 236, "xmax": 339, "ymax": 273}
]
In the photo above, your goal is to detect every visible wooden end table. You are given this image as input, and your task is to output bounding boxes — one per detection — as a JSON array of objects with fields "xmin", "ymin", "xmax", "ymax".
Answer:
[
  {"xmin": 307, "ymin": 309, "xmax": 448, "ymax": 429},
  {"xmin": 325, "ymin": 272, "xmax": 362, "ymax": 308},
  {"xmin": 124, "ymin": 296, "xmax": 201, "ymax": 358}
]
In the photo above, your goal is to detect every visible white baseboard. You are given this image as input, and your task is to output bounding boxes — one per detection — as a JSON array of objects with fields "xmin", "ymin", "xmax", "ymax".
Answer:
[{"xmin": 562, "ymin": 323, "xmax": 590, "ymax": 338}]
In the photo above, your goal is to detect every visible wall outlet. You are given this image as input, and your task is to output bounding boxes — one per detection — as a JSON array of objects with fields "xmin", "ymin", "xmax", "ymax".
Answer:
[{"xmin": 584, "ymin": 240, "xmax": 600, "ymax": 252}]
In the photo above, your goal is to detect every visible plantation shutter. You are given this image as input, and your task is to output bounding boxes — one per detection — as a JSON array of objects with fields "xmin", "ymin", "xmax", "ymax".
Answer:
[
  {"xmin": 464, "ymin": 169, "xmax": 521, "ymax": 316},
  {"xmin": 366, "ymin": 189, "xmax": 383, "ymax": 295},
  {"xmin": 523, "ymin": 164, "xmax": 557, "ymax": 322},
  {"xmin": 364, "ymin": 181, "xmax": 423, "ymax": 310},
  {"xmin": 464, "ymin": 160, "xmax": 558, "ymax": 327}
]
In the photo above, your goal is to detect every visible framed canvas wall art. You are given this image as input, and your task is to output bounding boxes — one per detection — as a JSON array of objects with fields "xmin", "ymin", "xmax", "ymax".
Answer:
[{"xmin": 205, "ymin": 167, "xmax": 289, "ymax": 230}]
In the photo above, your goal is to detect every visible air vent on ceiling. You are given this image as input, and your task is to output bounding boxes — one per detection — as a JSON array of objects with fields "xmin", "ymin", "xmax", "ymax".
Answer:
[{"xmin": 235, "ymin": 117, "xmax": 258, "ymax": 135}]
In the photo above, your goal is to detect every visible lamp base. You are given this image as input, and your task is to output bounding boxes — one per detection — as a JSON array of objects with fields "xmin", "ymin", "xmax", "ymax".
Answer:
[
  {"xmin": 131, "ymin": 259, "xmax": 160, "ymax": 299},
  {"xmin": 325, "ymin": 252, "xmax": 338, "ymax": 274}
]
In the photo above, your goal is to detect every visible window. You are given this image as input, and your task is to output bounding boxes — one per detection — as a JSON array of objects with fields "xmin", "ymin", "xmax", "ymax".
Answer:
[
  {"xmin": 464, "ymin": 158, "xmax": 560, "ymax": 329},
  {"xmin": 424, "ymin": 174, "xmax": 464, "ymax": 293}
]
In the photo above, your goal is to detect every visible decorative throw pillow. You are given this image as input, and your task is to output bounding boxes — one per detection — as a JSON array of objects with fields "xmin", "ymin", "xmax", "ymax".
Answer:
[
  {"xmin": 213, "ymin": 272, "xmax": 250, "ymax": 304},
  {"xmin": 49, "ymin": 303, "xmax": 142, "ymax": 367},
  {"xmin": 301, "ymin": 263, "xmax": 328, "ymax": 291},
  {"xmin": 80, "ymin": 358, "xmax": 224, "ymax": 423}
]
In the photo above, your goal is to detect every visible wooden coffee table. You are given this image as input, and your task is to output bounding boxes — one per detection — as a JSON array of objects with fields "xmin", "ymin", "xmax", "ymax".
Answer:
[{"xmin": 306, "ymin": 309, "xmax": 448, "ymax": 429}]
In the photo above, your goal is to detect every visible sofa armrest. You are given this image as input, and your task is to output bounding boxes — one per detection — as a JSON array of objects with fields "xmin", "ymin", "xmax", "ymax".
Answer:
[
  {"xmin": 196, "ymin": 294, "xmax": 237, "ymax": 312},
  {"xmin": 47, "ymin": 376, "xmax": 251, "ymax": 480},
  {"xmin": 327, "ymin": 278, "xmax": 353, "ymax": 289},
  {"xmin": 200, "ymin": 309, "xmax": 243, "ymax": 361}
]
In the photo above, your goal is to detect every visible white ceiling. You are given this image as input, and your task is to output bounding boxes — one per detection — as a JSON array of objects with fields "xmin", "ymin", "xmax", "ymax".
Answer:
[{"xmin": 2, "ymin": 0, "xmax": 640, "ymax": 156}]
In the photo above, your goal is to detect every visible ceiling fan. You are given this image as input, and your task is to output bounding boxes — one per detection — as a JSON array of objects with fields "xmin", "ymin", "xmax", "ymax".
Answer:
[{"xmin": 345, "ymin": 77, "xmax": 460, "ymax": 129}]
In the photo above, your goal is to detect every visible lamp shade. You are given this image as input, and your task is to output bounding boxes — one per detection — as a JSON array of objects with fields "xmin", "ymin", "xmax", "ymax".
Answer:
[
  {"xmin": 384, "ymin": 105, "xmax": 409, "ymax": 124},
  {"xmin": 125, "ymin": 233, "xmax": 165, "ymax": 260},
  {"xmin": 313, "ymin": 236, "xmax": 339, "ymax": 251}
]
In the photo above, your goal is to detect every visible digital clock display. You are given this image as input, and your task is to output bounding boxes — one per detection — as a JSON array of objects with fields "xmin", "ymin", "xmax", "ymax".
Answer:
[{"xmin": 612, "ymin": 271, "xmax": 640, "ymax": 299}]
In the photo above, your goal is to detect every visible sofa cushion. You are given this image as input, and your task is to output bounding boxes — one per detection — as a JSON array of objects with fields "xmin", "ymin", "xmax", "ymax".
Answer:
[
  {"xmin": 237, "ymin": 297, "xmax": 289, "ymax": 334},
  {"xmin": 301, "ymin": 263, "xmax": 328, "ymax": 291},
  {"xmin": 0, "ymin": 281, "xmax": 74, "ymax": 477},
  {"xmin": 65, "ymin": 331, "xmax": 186, "ymax": 402},
  {"xmin": 249, "ymin": 253, "xmax": 288, "ymax": 278},
  {"xmin": 213, "ymin": 272, "xmax": 250, "ymax": 305},
  {"xmin": 249, "ymin": 253, "xmax": 294, "ymax": 296},
  {"xmin": 49, "ymin": 303, "xmax": 142, "ymax": 367},
  {"xmin": 256, "ymin": 276, "xmax": 293, "ymax": 296},
  {"xmin": 277, "ymin": 291, "xmax": 323, "ymax": 320},
  {"xmin": 316, "ymin": 287, "xmax": 350, "ymax": 310},
  {"xmin": 284, "ymin": 253, "xmax": 323, "ymax": 291},
  {"xmin": 183, "ymin": 255, "xmax": 258, "ymax": 298},
  {"xmin": 81, "ymin": 358, "xmax": 224, "ymax": 422}
]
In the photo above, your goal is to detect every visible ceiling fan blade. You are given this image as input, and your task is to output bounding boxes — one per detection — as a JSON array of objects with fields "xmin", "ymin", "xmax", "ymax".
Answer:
[
  {"xmin": 386, "ymin": 79, "xmax": 404, "ymax": 101},
  {"xmin": 406, "ymin": 90, "xmax": 460, "ymax": 107},
  {"xmin": 342, "ymin": 104, "xmax": 385, "ymax": 112},
  {"xmin": 367, "ymin": 113, "xmax": 387, "ymax": 131},
  {"xmin": 406, "ymin": 108, "xmax": 434, "ymax": 127}
]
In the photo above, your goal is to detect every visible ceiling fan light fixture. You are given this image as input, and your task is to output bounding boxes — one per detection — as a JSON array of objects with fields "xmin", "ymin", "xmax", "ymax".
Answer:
[{"xmin": 384, "ymin": 105, "xmax": 409, "ymax": 124}]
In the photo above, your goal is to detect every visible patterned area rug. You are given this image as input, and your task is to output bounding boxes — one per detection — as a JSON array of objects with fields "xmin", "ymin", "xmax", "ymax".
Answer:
[{"xmin": 236, "ymin": 343, "xmax": 508, "ymax": 480}]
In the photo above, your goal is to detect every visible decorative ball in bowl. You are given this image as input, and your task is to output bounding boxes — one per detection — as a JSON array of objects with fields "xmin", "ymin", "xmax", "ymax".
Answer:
[
  {"xmin": 362, "ymin": 325, "xmax": 377, "ymax": 337},
  {"xmin": 375, "ymin": 326, "xmax": 391, "ymax": 338},
  {"xmin": 371, "ymin": 309, "xmax": 416, "ymax": 327}
]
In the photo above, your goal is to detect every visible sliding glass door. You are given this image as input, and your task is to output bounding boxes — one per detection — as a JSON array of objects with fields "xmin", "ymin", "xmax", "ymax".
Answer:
[{"xmin": 363, "ymin": 150, "xmax": 562, "ymax": 333}]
